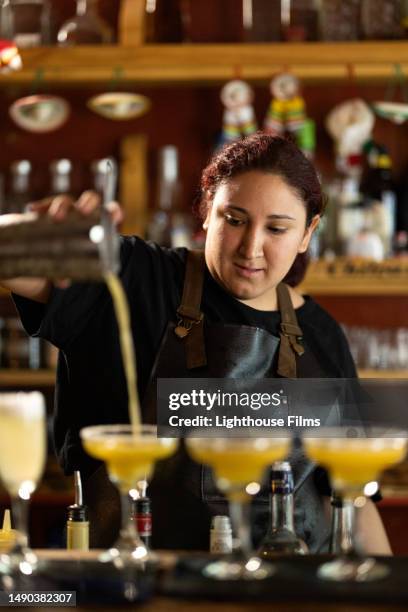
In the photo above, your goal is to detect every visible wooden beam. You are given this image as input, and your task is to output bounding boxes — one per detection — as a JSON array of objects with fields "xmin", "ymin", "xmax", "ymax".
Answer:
[
  {"xmin": 118, "ymin": 0, "xmax": 146, "ymax": 46},
  {"xmin": 120, "ymin": 133, "xmax": 148, "ymax": 238}
]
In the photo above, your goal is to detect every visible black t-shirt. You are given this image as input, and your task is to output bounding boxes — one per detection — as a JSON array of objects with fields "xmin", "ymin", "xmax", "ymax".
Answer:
[{"xmin": 13, "ymin": 236, "xmax": 357, "ymax": 477}]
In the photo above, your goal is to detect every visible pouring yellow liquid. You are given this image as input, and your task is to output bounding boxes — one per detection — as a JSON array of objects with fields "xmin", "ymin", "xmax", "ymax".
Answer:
[
  {"xmin": 105, "ymin": 272, "xmax": 141, "ymax": 428},
  {"xmin": 304, "ymin": 437, "xmax": 407, "ymax": 491}
]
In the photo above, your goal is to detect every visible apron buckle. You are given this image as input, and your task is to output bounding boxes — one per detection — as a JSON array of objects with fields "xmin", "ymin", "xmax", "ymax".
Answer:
[{"xmin": 175, "ymin": 314, "xmax": 203, "ymax": 339}]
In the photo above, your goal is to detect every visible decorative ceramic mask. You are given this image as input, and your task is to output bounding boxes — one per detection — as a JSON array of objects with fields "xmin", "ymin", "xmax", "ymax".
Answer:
[
  {"xmin": 87, "ymin": 92, "xmax": 151, "ymax": 120},
  {"xmin": 9, "ymin": 94, "xmax": 70, "ymax": 132}
]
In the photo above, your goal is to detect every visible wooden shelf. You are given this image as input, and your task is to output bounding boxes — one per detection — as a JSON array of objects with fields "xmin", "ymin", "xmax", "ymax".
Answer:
[
  {"xmin": 0, "ymin": 42, "xmax": 407, "ymax": 86},
  {"xmin": 358, "ymin": 369, "xmax": 408, "ymax": 379},
  {"xmin": 0, "ymin": 369, "xmax": 55, "ymax": 387},
  {"xmin": 300, "ymin": 258, "xmax": 408, "ymax": 296}
]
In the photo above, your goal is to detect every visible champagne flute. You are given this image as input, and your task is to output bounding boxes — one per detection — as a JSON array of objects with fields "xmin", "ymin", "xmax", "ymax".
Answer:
[
  {"xmin": 303, "ymin": 426, "xmax": 407, "ymax": 582},
  {"xmin": 0, "ymin": 392, "xmax": 46, "ymax": 576},
  {"xmin": 80, "ymin": 424, "xmax": 177, "ymax": 567},
  {"xmin": 186, "ymin": 434, "xmax": 291, "ymax": 580}
]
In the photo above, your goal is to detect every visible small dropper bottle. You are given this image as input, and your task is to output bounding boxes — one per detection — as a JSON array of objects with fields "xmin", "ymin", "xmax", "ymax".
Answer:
[
  {"xmin": 66, "ymin": 471, "xmax": 89, "ymax": 550},
  {"xmin": 0, "ymin": 509, "xmax": 17, "ymax": 553}
]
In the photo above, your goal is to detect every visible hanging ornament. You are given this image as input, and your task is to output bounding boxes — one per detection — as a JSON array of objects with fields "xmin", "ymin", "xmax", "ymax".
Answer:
[
  {"xmin": 373, "ymin": 64, "xmax": 408, "ymax": 125},
  {"xmin": 9, "ymin": 94, "xmax": 70, "ymax": 133},
  {"xmin": 372, "ymin": 101, "xmax": 408, "ymax": 125},
  {"xmin": 220, "ymin": 79, "xmax": 257, "ymax": 144},
  {"xmin": 325, "ymin": 98, "xmax": 375, "ymax": 168},
  {"xmin": 87, "ymin": 92, "xmax": 150, "ymax": 121},
  {"xmin": 0, "ymin": 39, "xmax": 22, "ymax": 73},
  {"xmin": 264, "ymin": 73, "xmax": 306, "ymax": 136}
]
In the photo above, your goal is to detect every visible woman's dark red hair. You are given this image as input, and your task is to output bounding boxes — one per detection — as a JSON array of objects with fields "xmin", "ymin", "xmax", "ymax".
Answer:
[{"xmin": 198, "ymin": 132, "xmax": 326, "ymax": 286}]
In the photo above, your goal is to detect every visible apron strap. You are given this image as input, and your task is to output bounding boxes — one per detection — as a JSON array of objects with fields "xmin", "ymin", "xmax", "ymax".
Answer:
[
  {"xmin": 175, "ymin": 250, "xmax": 207, "ymax": 369},
  {"xmin": 276, "ymin": 282, "xmax": 305, "ymax": 379}
]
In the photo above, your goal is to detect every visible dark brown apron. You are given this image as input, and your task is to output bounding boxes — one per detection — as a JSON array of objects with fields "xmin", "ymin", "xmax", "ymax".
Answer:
[{"xmin": 84, "ymin": 250, "xmax": 333, "ymax": 552}]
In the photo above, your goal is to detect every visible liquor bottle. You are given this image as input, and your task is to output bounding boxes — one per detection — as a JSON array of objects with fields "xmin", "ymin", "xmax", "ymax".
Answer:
[
  {"xmin": 57, "ymin": 0, "xmax": 113, "ymax": 46},
  {"xmin": 334, "ymin": 157, "xmax": 365, "ymax": 256},
  {"xmin": 210, "ymin": 515, "xmax": 233, "ymax": 554},
  {"xmin": 146, "ymin": 146, "xmax": 192, "ymax": 249},
  {"xmin": 0, "ymin": 0, "xmax": 51, "ymax": 48},
  {"xmin": 360, "ymin": 146, "xmax": 397, "ymax": 257},
  {"xmin": 66, "ymin": 471, "xmax": 89, "ymax": 551},
  {"xmin": 258, "ymin": 461, "xmax": 308, "ymax": 558},
  {"xmin": 6, "ymin": 160, "xmax": 33, "ymax": 214},
  {"xmin": 49, "ymin": 159, "xmax": 73, "ymax": 196},
  {"xmin": 360, "ymin": 0, "xmax": 402, "ymax": 40},
  {"xmin": 91, "ymin": 157, "xmax": 118, "ymax": 202},
  {"xmin": 145, "ymin": 0, "xmax": 183, "ymax": 43},
  {"xmin": 133, "ymin": 497, "xmax": 152, "ymax": 548},
  {"xmin": 329, "ymin": 493, "xmax": 353, "ymax": 554},
  {"xmin": 319, "ymin": 0, "xmax": 360, "ymax": 41}
]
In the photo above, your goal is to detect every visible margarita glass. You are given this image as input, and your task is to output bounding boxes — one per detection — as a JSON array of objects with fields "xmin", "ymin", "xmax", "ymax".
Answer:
[
  {"xmin": 80, "ymin": 424, "xmax": 177, "ymax": 566},
  {"xmin": 303, "ymin": 427, "xmax": 407, "ymax": 582},
  {"xmin": 0, "ymin": 392, "xmax": 46, "ymax": 577},
  {"xmin": 186, "ymin": 435, "xmax": 290, "ymax": 580}
]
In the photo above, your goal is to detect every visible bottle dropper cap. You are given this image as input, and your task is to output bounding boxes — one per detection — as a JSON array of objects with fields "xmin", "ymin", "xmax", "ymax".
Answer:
[{"xmin": 0, "ymin": 509, "xmax": 17, "ymax": 552}]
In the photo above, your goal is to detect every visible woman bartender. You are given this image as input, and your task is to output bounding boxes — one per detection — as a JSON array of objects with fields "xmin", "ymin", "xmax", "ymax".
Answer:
[{"xmin": 0, "ymin": 133, "xmax": 390, "ymax": 554}]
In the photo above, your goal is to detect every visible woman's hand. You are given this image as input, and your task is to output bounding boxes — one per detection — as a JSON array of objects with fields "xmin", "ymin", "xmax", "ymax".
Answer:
[{"xmin": 27, "ymin": 191, "xmax": 124, "ymax": 226}]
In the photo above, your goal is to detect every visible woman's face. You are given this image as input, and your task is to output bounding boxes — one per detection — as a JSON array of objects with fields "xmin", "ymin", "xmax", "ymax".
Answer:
[{"xmin": 203, "ymin": 170, "xmax": 319, "ymax": 310}]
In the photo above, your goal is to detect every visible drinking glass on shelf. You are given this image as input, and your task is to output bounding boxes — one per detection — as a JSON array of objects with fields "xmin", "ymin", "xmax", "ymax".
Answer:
[
  {"xmin": 80, "ymin": 424, "xmax": 177, "ymax": 566},
  {"xmin": 186, "ymin": 434, "xmax": 291, "ymax": 580},
  {"xmin": 57, "ymin": 0, "xmax": 113, "ymax": 46},
  {"xmin": 0, "ymin": 392, "xmax": 46, "ymax": 576},
  {"xmin": 303, "ymin": 427, "xmax": 407, "ymax": 581}
]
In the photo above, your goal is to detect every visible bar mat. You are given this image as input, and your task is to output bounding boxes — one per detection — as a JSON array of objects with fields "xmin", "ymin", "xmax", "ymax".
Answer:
[{"xmin": 158, "ymin": 555, "xmax": 408, "ymax": 603}]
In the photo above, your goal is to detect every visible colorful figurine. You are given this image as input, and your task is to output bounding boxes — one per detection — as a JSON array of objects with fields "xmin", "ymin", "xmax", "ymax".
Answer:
[
  {"xmin": 264, "ymin": 73, "xmax": 306, "ymax": 136},
  {"xmin": 220, "ymin": 80, "xmax": 257, "ymax": 144}
]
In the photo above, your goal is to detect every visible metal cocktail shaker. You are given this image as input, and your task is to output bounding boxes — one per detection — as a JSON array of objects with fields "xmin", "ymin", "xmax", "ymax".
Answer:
[
  {"xmin": 0, "ymin": 159, "xmax": 120, "ymax": 281},
  {"xmin": 0, "ymin": 208, "xmax": 120, "ymax": 280}
]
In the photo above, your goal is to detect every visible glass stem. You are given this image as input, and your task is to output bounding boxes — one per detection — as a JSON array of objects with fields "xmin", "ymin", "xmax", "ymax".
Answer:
[
  {"xmin": 229, "ymin": 499, "xmax": 251, "ymax": 558},
  {"xmin": 11, "ymin": 495, "xmax": 30, "ymax": 549},
  {"xmin": 119, "ymin": 490, "xmax": 138, "ymax": 540},
  {"xmin": 340, "ymin": 497, "xmax": 357, "ymax": 557}
]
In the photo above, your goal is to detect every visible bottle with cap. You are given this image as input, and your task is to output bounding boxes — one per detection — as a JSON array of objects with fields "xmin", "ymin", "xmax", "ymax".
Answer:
[
  {"xmin": 66, "ymin": 471, "xmax": 89, "ymax": 551},
  {"xmin": 210, "ymin": 515, "xmax": 233, "ymax": 554},
  {"xmin": 329, "ymin": 493, "xmax": 354, "ymax": 555},
  {"xmin": 0, "ymin": 509, "xmax": 17, "ymax": 553},
  {"xmin": 133, "ymin": 497, "xmax": 152, "ymax": 548},
  {"xmin": 258, "ymin": 461, "xmax": 308, "ymax": 558},
  {"xmin": 6, "ymin": 160, "xmax": 33, "ymax": 213}
]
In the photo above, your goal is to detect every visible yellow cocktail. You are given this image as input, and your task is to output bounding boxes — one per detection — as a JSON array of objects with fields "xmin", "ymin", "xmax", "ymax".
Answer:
[
  {"xmin": 0, "ymin": 392, "xmax": 46, "ymax": 575},
  {"xmin": 82, "ymin": 430, "xmax": 176, "ymax": 492},
  {"xmin": 303, "ymin": 428, "xmax": 407, "ymax": 582},
  {"xmin": 304, "ymin": 436, "xmax": 407, "ymax": 493},
  {"xmin": 188, "ymin": 438, "xmax": 289, "ymax": 500},
  {"xmin": 80, "ymin": 424, "xmax": 177, "ymax": 564},
  {"xmin": 186, "ymin": 435, "xmax": 291, "ymax": 580}
]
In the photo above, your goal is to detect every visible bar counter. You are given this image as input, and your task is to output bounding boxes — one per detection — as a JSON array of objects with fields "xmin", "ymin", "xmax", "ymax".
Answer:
[{"xmin": 27, "ymin": 550, "xmax": 408, "ymax": 609}]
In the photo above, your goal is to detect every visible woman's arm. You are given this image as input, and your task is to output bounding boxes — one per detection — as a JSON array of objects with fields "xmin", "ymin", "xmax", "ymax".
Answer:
[{"xmin": 356, "ymin": 499, "xmax": 392, "ymax": 555}]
